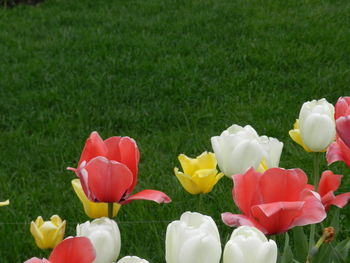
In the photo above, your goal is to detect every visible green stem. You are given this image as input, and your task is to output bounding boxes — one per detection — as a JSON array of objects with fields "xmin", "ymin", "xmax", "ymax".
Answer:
[
  {"xmin": 108, "ymin": 203, "xmax": 114, "ymax": 219},
  {"xmin": 197, "ymin": 194, "xmax": 202, "ymax": 213},
  {"xmin": 308, "ymin": 152, "xmax": 321, "ymax": 255}
]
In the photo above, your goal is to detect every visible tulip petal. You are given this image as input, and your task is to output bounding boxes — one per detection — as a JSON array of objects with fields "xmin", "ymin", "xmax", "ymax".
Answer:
[
  {"xmin": 78, "ymin": 132, "xmax": 108, "ymax": 167},
  {"xmin": 301, "ymin": 113, "xmax": 335, "ymax": 152},
  {"xmin": 86, "ymin": 157, "xmax": 133, "ymax": 203},
  {"xmin": 335, "ymin": 97, "xmax": 350, "ymax": 119},
  {"xmin": 330, "ymin": 192, "xmax": 350, "ymax": 208},
  {"xmin": 0, "ymin": 199, "xmax": 9, "ymax": 206},
  {"xmin": 318, "ymin": 171, "xmax": 342, "ymax": 197},
  {"xmin": 118, "ymin": 137, "xmax": 140, "ymax": 194},
  {"xmin": 260, "ymin": 168, "xmax": 308, "ymax": 203},
  {"xmin": 289, "ymin": 120, "xmax": 312, "ymax": 152},
  {"xmin": 104, "ymin": 136, "xmax": 122, "ymax": 161},
  {"xmin": 174, "ymin": 168, "xmax": 201, "ymax": 194},
  {"xmin": 291, "ymin": 189, "xmax": 326, "ymax": 227},
  {"xmin": 232, "ymin": 168, "xmax": 263, "ymax": 216},
  {"xmin": 121, "ymin": 189, "xmax": 171, "ymax": 205},
  {"xmin": 49, "ymin": 237, "xmax": 96, "ymax": 263},
  {"xmin": 24, "ymin": 258, "xmax": 51, "ymax": 263},
  {"xmin": 251, "ymin": 202, "xmax": 304, "ymax": 234},
  {"xmin": 326, "ymin": 139, "xmax": 350, "ymax": 168},
  {"xmin": 336, "ymin": 116, "xmax": 350, "ymax": 148},
  {"xmin": 221, "ymin": 213, "xmax": 267, "ymax": 234},
  {"xmin": 178, "ymin": 234, "xmax": 222, "ymax": 263}
]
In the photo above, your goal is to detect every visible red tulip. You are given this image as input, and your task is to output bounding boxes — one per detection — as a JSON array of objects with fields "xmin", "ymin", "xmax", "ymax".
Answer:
[
  {"xmin": 68, "ymin": 132, "xmax": 171, "ymax": 204},
  {"xmin": 318, "ymin": 170, "xmax": 350, "ymax": 211},
  {"xmin": 327, "ymin": 97, "xmax": 350, "ymax": 168},
  {"xmin": 24, "ymin": 237, "xmax": 96, "ymax": 263},
  {"xmin": 222, "ymin": 168, "xmax": 326, "ymax": 235}
]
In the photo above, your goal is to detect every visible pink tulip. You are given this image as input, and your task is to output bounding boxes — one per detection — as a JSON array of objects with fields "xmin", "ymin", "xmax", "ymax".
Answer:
[
  {"xmin": 222, "ymin": 168, "xmax": 326, "ymax": 235},
  {"xmin": 327, "ymin": 97, "xmax": 350, "ymax": 168},
  {"xmin": 24, "ymin": 237, "xmax": 96, "ymax": 263},
  {"xmin": 318, "ymin": 170, "xmax": 350, "ymax": 211},
  {"xmin": 68, "ymin": 132, "xmax": 171, "ymax": 204}
]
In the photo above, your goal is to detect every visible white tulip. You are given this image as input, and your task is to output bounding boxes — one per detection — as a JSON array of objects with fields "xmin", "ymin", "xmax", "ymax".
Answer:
[
  {"xmin": 77, "ymin": 217, "xmax": 121, "ymax": 263},
  {"xmin": 299, "ymin": 98, "xmax": 336, "ymax": 151},
  {"xmin": 117, "ymin": 256, "xmax": 149, "ymax": 263},
  {"xmin": 211, "ymin": 124, "xmax": 283, "ymax": 177},
  {"xmin": 223, "ymin": 226, "xmax": 277, "ymax": 263},
  {"xmin": 165, "ymin": 211, "xmax": 221, "ymax": 263}
]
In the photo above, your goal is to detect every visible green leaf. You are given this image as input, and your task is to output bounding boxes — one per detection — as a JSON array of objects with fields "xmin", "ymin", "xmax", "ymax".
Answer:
[
  {"xmin": 281, "ymin": 233, "xmax": 295, "ymax": 263},
  {"xmin": 292, "ymin": 227, "xmax": 308, "ymax": 263}
]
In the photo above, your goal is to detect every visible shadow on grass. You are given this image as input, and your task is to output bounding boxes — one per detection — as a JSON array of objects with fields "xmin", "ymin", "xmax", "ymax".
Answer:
[{"xmin": 1, "ymin": 0, "xmax": 44, "ymax": 8}]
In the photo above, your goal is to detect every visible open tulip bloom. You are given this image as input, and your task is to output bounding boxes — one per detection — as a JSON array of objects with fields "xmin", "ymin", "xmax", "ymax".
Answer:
[
  {"xmin": 211, "ymin": 124, "xmax": 283, "ymax": 177},
  {"xmin": 174, "ymin": 152, "xmax": 224, "ymax": 194},
  {"xmin": 68, "ymin": 131, "xmax": 171, "ymax": 205},
  {"xmin": 24, "ymin": 237, "xmax": 96, "ymax": 263},
  {"xmin": 327, "ymin": 97, "xmax": 350, "ymax": 168},
  {"xmin": 222, "ymin": 167, "xmax": 326, "ymax": 235}
]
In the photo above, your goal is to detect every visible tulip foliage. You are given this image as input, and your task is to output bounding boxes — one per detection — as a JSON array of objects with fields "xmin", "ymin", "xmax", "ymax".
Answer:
[{"xmin": 20, "ymin": 96, "xmax": 350, "ymax": 263}]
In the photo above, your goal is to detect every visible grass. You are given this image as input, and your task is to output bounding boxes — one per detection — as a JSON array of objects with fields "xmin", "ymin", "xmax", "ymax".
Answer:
[{"xmin": 0, "ymin": 0, "xmax": 350, "ymax": 261}]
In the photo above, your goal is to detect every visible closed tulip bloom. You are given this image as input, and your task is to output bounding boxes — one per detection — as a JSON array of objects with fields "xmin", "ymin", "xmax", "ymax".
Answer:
[
  {"xmin": 24, "ymin": 237, "xmax": 96, "ymax": 263},
  {"xmin": 327, "ymin": 97, "xmax": 350, "ymax": 167},
  {"xmin": 174, "ymin": 152, "xmax": 224, "ymax": 194},
  {"xmin": 71, "ymin": 179, "xmax": 120, "ymax": 218},
  {"xmin": 77, "ymin": 217, "xmax": 121, "ymax": 263},
  {"xmin": 222, "ymin": 168, "xmax": 326, "ymax": 235},
  {"xmin": 290, "ymin": 98, "xmax": 335, "ymax": 152},
  {"xmin": 223, "ymin": 226, "xmax": 277, "ymax": 263},
  {"xmin": 211, "ymin": 125, "xmax": 283, "ymax": 177},
  {"xmin": 117, "ymin": 256, "xmax": 149, "ymax": 263},
  {"xmin": 166, "ymin": 211, "xmax": 221, "ymax": 263},
  {"xmin": 68, "ymin": 132, "xmax": 171, "ymax": 205},
  {"xmin": 30, "ymin": 215, "xmax": 66, "ymax": 249}
]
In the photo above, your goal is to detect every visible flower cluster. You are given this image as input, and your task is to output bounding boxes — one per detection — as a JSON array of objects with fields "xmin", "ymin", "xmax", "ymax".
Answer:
[{"xmin": 13, "ymin": 96, "xmax": 350, "ymax": 263}]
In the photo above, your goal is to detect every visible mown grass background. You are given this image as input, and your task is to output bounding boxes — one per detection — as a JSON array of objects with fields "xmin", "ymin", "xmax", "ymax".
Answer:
[{"xmin": 0, "ymin": 0, "xmax": 350, "ymax": 262}]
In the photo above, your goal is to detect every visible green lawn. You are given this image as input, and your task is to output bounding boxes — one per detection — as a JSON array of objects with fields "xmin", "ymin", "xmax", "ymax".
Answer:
[{"xmin": 0, "ymin": 0, "xmax": 350, "ymax": 262}]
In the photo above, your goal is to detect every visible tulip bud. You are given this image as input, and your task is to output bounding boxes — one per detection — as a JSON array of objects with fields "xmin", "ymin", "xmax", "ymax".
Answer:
[
  {"xmin": 165, "ymin": 211, "xmax": 221, "ymax": 263},
  {"xmin": 30, "ymin": 215, "xmax": 66, "ymax": 249},
  {"xmin": 77, "ymin": 217, "xmax": 121, "ymax": 263},
  {"xmin": 117, "ymin": 256, "xmax": 149, "ymax": 263},
  {"xmin": 290, "ymin": 98, "xmax": 335, "ymax": 152},
  {"xmin": 211, "ymin": 125, "xmax": 283, "ymax": 177},
  {"xmin": 174, "ymin": 152, "xmax": 224, "ymax": 194},
  {"xmin": 223, "ymin": 226, "xmax": 277, "ymax": 263}
]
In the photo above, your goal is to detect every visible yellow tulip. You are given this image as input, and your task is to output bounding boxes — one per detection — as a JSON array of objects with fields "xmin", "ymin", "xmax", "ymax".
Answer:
[
  {"xmin": 30, "ymin": 215, "xmax": 66, "ymax": 249},
  {"xmin": 72, "ymin": 179, "xmax": 120, "ymax": 219},
  {"xmin": 0, "ymin": 200, "xmax": 9, "ymax": 206},
  {"xmin": 174, "ymin": 152, "xmax": 224, "ymax": 194},
  {"xmin": 289, "ymin": 120, "xmax": 313, "ymax": 152}
]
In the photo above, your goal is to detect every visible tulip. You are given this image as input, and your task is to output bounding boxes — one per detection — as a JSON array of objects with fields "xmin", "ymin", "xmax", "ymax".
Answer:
[
  {"xmin": 222, "ymin": 168, "xmax": 326, "ymax": 235},
  {"xmin": 211, "ymin": 125, "xmax": 283, "ymax": 177},
  {"xmin": 117, "ymin": 256, "xmax": 149, "ymax": 263},
  {"xmin": 174, "ymin": 152, "xmax": 224, "ymax": 194},
  {"xmin": 24, "ymin": 237, "xmax": 96, "ymax": 263},
  {"xmin": 289, "ymin": 98, "xmax": 335, "ymax": 152},
  {"xmin": 77, "ymin": 217, "xmax": 121, "ymax": 263},
  {"xmin": 0, "ymin": 199, "xmax": 9, "ymax": 206},
  {"xmin": 72, "ymin": 179, "xmax": 120, "ymax": 218},
  {"xmin": 317, "ymin": 170, "xmax": 350, "ymax": 211},
  {"xmin": 326, "ymin": 97, "xmax": 350, "ymax": 167},
  {"xmin": 166, "ymin": 211, "xmax": 221, "ymax": 263},
  {"xmin": 30, "ymin": 215, "xmax": 66, "ymax": 249},
  {"xmin": 68, "ymin": 131, "xmax": 171, "ymax": 205},
  {"xmin": 223, "ymin": 226, "xmax": 277, "ymax": 263}
]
